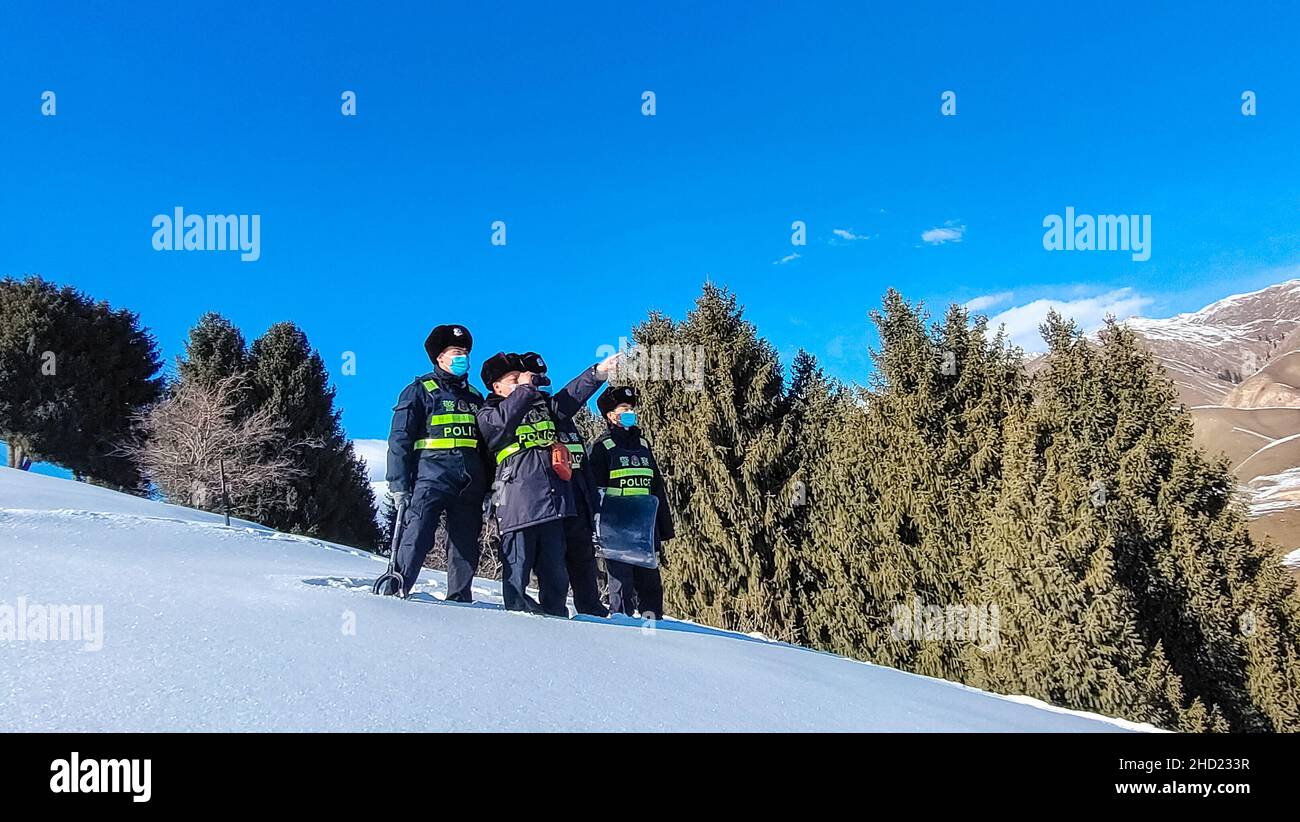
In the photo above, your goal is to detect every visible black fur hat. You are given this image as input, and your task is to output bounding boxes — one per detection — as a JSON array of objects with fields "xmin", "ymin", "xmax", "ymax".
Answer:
[
  {"xmin": 596, "ymin": 385, "xmax": 638, "ymax": 415},
  {"xmin": 424, "ymin": 324, "xmax": 472, "ymax": 364},
  {"xmin": 481, "ymin": 352, "xmax": 521, "ymax": 391}
]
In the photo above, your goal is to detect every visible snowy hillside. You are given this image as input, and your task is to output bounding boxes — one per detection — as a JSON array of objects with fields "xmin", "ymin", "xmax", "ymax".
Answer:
[
  {"xmin": 0, "ymin": 468, "xmax": 1151, "ymax": 732},
  {"xmin": 1125, "ymin": 278, "xmax": 1300, "ymax": 404},
  {"xmin": 1122, "ymin": 279, "xmax": 1300, "ymax": 556}
]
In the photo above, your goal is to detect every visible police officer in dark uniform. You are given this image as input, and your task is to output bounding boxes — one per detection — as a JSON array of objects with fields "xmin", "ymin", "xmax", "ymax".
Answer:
[
  {"xmin": 518, "ymin": 351, "xmax": 607, "ymax": 617},
  {"xmin": 382, "ymin": 324, "xmax": 488, "ymax": 599},
  {"xmin": 477, "ymin": 351, "xmax": 620, "ymax": 616},
  {"xmin": 588, "ymin": 385, "xmax": 674, "ymax": 618}
]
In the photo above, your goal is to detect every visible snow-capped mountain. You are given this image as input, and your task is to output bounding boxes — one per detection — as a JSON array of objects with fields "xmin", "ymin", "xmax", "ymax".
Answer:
[
  {"xmin": 0, "ymin": 467, "xmax": 1148, "ymax": 732},
  {"xmin": 1124, "ymin": 279, "xmax": 1300, "ymax": 557},
  {"xmin": 1125, "ymin": 279, "xmax": 1300, "ymax": 406}
]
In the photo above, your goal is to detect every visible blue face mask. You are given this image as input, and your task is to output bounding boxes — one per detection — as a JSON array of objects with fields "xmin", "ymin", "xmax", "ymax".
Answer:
[
  {"xmin": 618, "ymin": 410, "xmax": 637, "ymax": 428},
  {"xmin": 447, "ymin": 355, "xmax": 470, "ymax": 377}
]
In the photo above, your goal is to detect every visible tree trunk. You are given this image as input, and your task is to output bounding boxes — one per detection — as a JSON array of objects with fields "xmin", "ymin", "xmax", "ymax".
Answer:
[{"xmin": 7, "ymin": 440, "xmax": 31, "ymax": 470}]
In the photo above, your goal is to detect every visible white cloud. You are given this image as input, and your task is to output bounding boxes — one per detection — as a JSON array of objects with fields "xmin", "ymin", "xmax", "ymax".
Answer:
[
  {"xmin": 921, "ymin": 223, "xmax": 966, "ymax": 245},
  {"xmin": 985, "ymin": 288, "xmax": 1152, "ymax": 352},
  {"xmin": 831, "ymin": 228, "xmax": 869, "ymax": 242},
  {"xmin": 965, "ymin": 291, "xmax": 1014, "ymax": 312},
  {"xmin": 773, "ymin": 252, "xmax": 801, "ymax": 265}
]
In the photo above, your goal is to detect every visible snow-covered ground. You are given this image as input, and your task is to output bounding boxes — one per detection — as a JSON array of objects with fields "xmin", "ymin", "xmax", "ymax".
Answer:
[
  {"xmin": 0, "ymin": 468, "xmax": 1150, "ymax": 732},
  {"xmin": 1246, "ymin": 466, "xmax": 1300, "ymax": 517}
]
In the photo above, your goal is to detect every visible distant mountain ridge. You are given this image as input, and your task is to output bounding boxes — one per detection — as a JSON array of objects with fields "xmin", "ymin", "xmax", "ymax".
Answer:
[
  {"xmin": 1125, "ymin": 279, "xmax": 1300, "ymax": 405},
  {"xmin": 1122, "ymin": 279, "xmax": 1300, "ymax": 560}
]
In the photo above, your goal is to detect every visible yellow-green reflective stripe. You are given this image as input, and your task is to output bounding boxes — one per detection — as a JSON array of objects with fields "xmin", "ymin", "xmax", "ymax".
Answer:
[
  {"xmin": 429, "ymin": 413, "xmax": 476, "ymax": 425},
  {"xmin": 422, "ymin": 379, "xmax": 439, "ymax": 392},
  {"xmin": 416, "ymin": 438, "xmax": 478, "ymax": 449},
  {"xmin": 602, "ymin": 487, "xmax": 650, "ymax": 496},
  {"xmin": 496, "ymin": 442, "xmax": 538, "ymax": 463},
  {"xmin": 496, "ymin": 442, "xmax": 533, "ymax": 463},
  {"xmin": 564, "ymin": 443, "xmax": 585, "ymax": 453},
  {"xmin": 499, "ymin": 420, "xmax": 558, "ymax": 463},
  {"xmin": 609, "ymin": 467, "xmax": 653, "ymax": 479},
  {"xmin": 495, "ymin": 444, "xmax": 518, "ymax": 463},
  {"xmin": 496, "ymin": 436, "xmax": 559, "ymax": 463},
  {"xmin": 516, "ymin": 420, "xmax": 556, "ymax": 434}
]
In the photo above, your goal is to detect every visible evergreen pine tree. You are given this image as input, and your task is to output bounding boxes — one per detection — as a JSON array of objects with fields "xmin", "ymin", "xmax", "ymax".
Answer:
[
  {"xmin": 245, "ymin": 322, "xmax": 380, "ymax": 550},
  {"xmin": 628, "ymin": 284, "xmax": 800, "ymax": 639},
  {"xmin": 1089, "ymin": 319, "xmax": 1300, "ymax": 731},
  {"xmin": 611, "ymin": 285, "xmax": 1300, "ymax": 731},
  {"xmin": 377, "ymin": 491, "xmax": 398, "ymax": 553},
  {"xmin": 178, "ymin": 312, "xmax": 249, "ymax": 388},
  {"xmin": 800, "ymin": 292, "xmax": 1025, "ymax": 680},
  {"xmin": 0, "ymin": 275, "xmax": 163, "ymax": 487},
  {"xmin": 779, "ymin": 350, "xmax": 842, "ymax": 644},
  {"xmin": 964, "ymin": 312, "xmax": 1300, "ymax": 731},
  {"xmin": 960, "ymin": 343, "xmax": 1183, "ymax": 727},
  {"xmin": 573, "ymin": 405, "xmax": 605, "ymax": 445}
]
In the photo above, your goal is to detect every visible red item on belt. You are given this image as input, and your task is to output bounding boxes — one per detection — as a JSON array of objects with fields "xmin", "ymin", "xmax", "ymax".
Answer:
[{"xmin": 550, "ymin": 442, "xmax": 573, "ymax": 481}]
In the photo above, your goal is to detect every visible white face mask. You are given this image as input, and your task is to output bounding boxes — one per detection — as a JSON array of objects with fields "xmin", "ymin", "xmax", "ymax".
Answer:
[{"xmin": 496, "ymin": 372, "xmax": 525, "ymax": 397}]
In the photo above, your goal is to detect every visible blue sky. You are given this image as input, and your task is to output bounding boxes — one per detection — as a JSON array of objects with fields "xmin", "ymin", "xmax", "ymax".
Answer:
[{"xmin": 3, "ymin": 1, "xmax": 1299, "ymax": 445}]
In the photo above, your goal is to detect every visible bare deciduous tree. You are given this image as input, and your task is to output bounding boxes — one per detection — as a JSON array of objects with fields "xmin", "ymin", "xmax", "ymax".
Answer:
[{"xmin": 118, "ymin": 373, "xmax": 316, "ymax": 515}]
